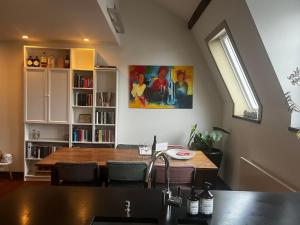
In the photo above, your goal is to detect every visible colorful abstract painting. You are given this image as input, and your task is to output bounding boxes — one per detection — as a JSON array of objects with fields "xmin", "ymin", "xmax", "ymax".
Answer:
[{"xmin": 129, "ymin": 65, "xmax": 193, "ymax": 109}]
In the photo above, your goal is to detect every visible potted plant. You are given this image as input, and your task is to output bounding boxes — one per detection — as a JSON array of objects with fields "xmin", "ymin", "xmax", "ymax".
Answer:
[{"xmin": 187, "ymin": 124, "xmax": 230, "ymax": 168}]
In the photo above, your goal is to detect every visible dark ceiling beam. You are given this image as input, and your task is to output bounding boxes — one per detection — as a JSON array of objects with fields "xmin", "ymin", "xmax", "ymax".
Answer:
[{"xmin": 188, "ymin": 0, "xmax": 211, "ymax": 29}]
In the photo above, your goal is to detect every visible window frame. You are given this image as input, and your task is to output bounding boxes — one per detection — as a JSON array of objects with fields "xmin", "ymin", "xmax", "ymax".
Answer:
[{"xmin": 205, "ymin": 21, "xmax": 262, "ymax": 123}]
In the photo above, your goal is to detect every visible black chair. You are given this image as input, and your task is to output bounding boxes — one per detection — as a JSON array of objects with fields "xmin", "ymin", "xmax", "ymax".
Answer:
[
  {"xmin": 51, "ymin": 162, "xmax": 100, "ymax": 186},
  {"xmin": 106, "ymin": 161, "xmax": 147, "ymax": 187},
  {"xmin": 116, "ymin": 144, "xmax": 142, "ymax": 150}
]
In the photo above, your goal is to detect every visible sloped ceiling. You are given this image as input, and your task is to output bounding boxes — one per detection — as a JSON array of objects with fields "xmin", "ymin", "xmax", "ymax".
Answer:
[
  {"xmin": 0, "ymin": 0, "xmax": 117, "ymax": 43},
  {"xmin": 154, "ymin": 0, "xmax": 201, "ymax": 21}
]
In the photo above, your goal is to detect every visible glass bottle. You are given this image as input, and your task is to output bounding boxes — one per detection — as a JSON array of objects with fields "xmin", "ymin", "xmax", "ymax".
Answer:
[
  {"xmin": 199, "ymin": 182, "xmax": 214, "ymax": 216},
  {"xmin": 151, "ymin": 135, "xmax": 157, "ymax": 156},
  {"xmin": 40, "ymin": 52, "xmax": 47, "ymax": 67},
  {"xmin": 187, "ymin": 186, "xmax": 199, "ymax": 215},
  {"xmin": 33, "ymin": 56, "xmax": 40, "ymax": 67},
  {"xmin": 27, "ymin": 56, "xmax": 33, "ymax": 67}
]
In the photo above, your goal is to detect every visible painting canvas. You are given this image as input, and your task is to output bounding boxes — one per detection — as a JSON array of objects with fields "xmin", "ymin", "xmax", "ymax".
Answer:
[{"xmin": 129, "ymin": 65, "xmax": 193, "ymax": 109}]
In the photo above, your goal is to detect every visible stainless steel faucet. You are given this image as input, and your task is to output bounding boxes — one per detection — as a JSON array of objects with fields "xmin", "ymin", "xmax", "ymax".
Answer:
[{"xmin": 146, "ymin": 151, "xmax": 171, "ymax": 204}]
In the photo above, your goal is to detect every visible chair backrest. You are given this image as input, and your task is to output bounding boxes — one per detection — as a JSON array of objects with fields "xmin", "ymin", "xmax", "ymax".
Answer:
[
  {"xmin": 154, "ymin": 166, "xmax": 195, "ymax": 186},
  {"xmin": 116, "ymin": 144, "xmax": 141, "ymax": 150},
  {"xmin": 52, "ymin": 162, "xmax": 99, "ymax": 186},
  {"xmin": 107, "ymin": 161, "xmax": 147, "ymax": 182}
]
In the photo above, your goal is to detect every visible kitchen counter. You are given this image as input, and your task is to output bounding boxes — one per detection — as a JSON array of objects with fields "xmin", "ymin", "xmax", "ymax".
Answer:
[{"xmin": 0, "ymin": 186, "xmax": 299, "ymax": 225}]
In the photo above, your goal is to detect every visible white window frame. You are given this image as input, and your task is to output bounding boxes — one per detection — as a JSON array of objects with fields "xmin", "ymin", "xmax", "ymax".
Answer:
[{"xmin": 207, "ymin": 21, "xmax": 262, "ymax": 122}]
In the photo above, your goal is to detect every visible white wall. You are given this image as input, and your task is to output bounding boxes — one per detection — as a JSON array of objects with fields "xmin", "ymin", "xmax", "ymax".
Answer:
[
  {"xmin": 96, "ymin": 0, "xmax": 222, "ymax": 146},
  {"xmin": 246, "ymin": 0, "xmax": 300, "ymax": 127},
  {"xmin": 0, "ymin": 0, "xmax": 222, "ymax": 171},
  {"xmin": 192, "ymin": 0, "xmax": 300, "ymax": 190}
]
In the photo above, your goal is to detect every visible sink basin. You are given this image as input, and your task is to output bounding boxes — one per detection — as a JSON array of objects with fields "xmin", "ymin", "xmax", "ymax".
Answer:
[{"xmin": 91, "ymin": 216, "xmax": 159, "ymax": 225}]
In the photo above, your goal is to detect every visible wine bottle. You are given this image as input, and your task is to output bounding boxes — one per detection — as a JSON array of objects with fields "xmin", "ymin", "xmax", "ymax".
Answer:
[
  {"xmin": 33, "ymin": 56, "xmax": 40, "ymax": 67},
  {"xmin": 151, "ymin": 135, "xmax": 157, "ymax": 156},
  {"xmin": 40, "ymin": 52, "xmax": 47, "ymax": 67},
  {"xmin": 64, "ymin": 54, "xmax": 70, "ymax": 68},
  {"xmin": 27, "ymin": 56, "xmax": 33, "ymax": 67}
]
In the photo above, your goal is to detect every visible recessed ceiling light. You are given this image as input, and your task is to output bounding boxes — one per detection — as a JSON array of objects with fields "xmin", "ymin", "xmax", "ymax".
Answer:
[
  {"xmin": 83, "ymin": 38, "xmax": 89, "ymax": 42},
  {"xmin": 22, "ymin": 35, "xmax": 29, "ymax": 39}
]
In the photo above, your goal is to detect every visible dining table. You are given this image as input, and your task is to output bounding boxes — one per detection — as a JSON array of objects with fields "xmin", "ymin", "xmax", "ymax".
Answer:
[{"xmin": 36, "ymin": 147, "xmax": 218, "ymax": 187}]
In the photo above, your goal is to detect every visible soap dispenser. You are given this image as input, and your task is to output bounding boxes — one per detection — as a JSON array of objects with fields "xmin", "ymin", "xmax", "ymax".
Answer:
[
  {"xmin": 199, "ymin": 182, "xmax": 214, "ymax": 216},
  {"xmin": 187, "ymin": 186, "xmax": 199, "ymax": 215}
]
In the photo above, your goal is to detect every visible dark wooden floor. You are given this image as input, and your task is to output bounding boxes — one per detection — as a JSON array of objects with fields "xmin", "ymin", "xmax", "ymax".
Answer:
[{"xmin": 0, "ymin": 173, "xmax": 49, "ymax": 199}]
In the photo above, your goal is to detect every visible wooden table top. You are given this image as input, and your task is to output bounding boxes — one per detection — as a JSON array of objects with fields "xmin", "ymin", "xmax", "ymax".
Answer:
[{"xmin": 36, "ymin": 148, "xmax": 217, "ymax": 169}]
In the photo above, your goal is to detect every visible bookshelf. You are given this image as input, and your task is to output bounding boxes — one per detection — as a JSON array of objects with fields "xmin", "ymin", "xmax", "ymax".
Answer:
[{"xmin": 23, "ymin": 46, "xmax": 118, "ymax": 181}]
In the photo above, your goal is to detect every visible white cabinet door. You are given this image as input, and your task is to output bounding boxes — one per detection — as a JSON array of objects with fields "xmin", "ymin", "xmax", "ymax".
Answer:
[
  {"xmin": 25, "ymin": 68, "xmax": 47, "ymax": 123},
  {"xmin": 48, "ymin": 69, "xmax": 69, "ymax": 123}
]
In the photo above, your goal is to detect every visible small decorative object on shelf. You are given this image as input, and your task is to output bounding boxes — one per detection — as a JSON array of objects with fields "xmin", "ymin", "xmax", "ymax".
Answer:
[
  {"xmin": 78, "ymin": 114, "xmax": 92, "ymax": 123},
  {"xmin": 64, "ymin": 54, "xmax": 70, "ymax": 68},
  {"xmin": 33, "ymin": 56, "xmax": 40, "ymax": 67},
  {"xmin": 27, "ymin": 56, "xmax": 34, "ymax": 67},
  {"xmin": 96, "ymin": 92, "xmax": 115, "ymax": 106},
  {"xmin": 30, "ymin": 130, "xmax": 41, "ymax": 140}
]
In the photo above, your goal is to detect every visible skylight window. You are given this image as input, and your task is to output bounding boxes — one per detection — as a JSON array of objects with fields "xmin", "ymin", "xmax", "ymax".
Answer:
[{"xmin": 207, "ymin": 22, "xmax": 261, "ymax": 122}]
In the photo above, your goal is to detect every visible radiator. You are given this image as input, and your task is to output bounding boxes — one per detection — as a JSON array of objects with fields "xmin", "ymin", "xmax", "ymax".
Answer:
[{"xmin": 239, "ymin": 157, "xmax": 296, "ymax": 192}]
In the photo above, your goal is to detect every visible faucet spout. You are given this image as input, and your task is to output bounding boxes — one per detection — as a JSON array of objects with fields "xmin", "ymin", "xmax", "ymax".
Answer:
[{"xmin": 146, "ymin": 151, "xmax": 170, "ymax": 195}]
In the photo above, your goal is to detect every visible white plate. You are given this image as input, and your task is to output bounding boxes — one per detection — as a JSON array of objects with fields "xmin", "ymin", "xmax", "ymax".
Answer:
[{"xmin": 166, "ymin": 149, "xmax": 195, "ymax": 160}]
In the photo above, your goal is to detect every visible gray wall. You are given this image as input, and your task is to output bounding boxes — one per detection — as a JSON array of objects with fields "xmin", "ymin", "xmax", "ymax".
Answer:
[
  {"xmin": 192, "ymin": 0, "xmax": 300, "ymax": 190},
  {"xmin": 246, "ymin": 0, "xmax": 300, "ymax": 128}
]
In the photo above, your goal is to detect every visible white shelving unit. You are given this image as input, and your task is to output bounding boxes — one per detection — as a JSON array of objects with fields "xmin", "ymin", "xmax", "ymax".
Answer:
[{"xmin": 23, "ymin": 46, "xmax": 118, "ymax": 181}]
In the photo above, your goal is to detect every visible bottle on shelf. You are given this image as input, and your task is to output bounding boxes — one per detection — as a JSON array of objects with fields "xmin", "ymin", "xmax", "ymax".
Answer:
[
  {"xmin": 151, "ymin": 135, "xmax": 157, "ymax": 156},
  {"xmin": 47, "ymin": 56, "xmax": 55, "ymax": 68},
  {"xmin": 27, "ymin": 56, "xmax": 34, "ymax": 67},
  {"xmin": 33, "ymin": 56, "xmax": 40, "ymax": 67},
  {"xmin": 187, "ymin": 186, "xmax": 199, "ymax": 215},
  {"xmin": 199, "ymin": 182, "xmax": 214, "ymax": 216},
  {"xmin": 64, "ymin": 54, "xmax": 70, "ymax": 68},
  {"xmin": 40, "ymin": 52, "xmax": 47, "ymax": 67}
]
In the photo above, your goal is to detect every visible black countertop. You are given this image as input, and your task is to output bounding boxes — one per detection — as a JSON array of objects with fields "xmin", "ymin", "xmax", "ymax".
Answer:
[{"xmin": 0, "ymin": 186, "xmax": 300, "ymax": 225}]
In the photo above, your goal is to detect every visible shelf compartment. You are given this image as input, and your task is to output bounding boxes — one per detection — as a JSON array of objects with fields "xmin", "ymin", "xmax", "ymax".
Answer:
[
  {"xmin": 25, "ymin": 124, "xmax": 69, "ymax": 143},
  {"xmin": 71, "ymin": 48, "xmax": 94, "ymax": 70},
  {"xmin": 26, "ymin": 139, "xmax": 69, "ymax": 143}
]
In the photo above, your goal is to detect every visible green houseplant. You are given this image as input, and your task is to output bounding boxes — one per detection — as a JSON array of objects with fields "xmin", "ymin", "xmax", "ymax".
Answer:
[{"xmin": 187, "ymin": 124, "xmax": 230, "ymax": 168}]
